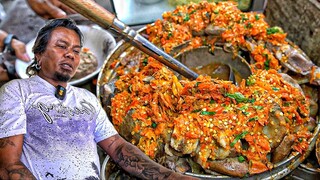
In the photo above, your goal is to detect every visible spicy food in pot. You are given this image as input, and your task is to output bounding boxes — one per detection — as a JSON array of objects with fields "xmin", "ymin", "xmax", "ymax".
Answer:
[
  {"xmin": 109, "ymin": 57, "xmax": 315, "ymax": 177},
  {"xmin": 102, "ymin": 1, "xmax": 319, "ymax": 178}
]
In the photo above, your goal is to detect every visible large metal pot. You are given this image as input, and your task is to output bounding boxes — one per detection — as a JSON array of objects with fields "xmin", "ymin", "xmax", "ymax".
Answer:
[{"xmin": 96, "ymin": 27, "xmax": 320, "ymax": 179}]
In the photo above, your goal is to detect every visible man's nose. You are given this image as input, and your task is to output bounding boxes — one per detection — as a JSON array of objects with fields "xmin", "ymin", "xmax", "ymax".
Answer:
[{"xmin": 65, "ymin": 49, "xmax": 75, "ymax": 60}]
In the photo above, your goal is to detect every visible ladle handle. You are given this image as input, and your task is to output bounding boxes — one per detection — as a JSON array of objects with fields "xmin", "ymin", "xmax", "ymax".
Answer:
[
  {"xmin": 59, "ymin": 0, "xmax": 115, "ymax": 30},
  {"xmin": 60, "ymin": 0, "xmax": 199, "ymax": 80}
]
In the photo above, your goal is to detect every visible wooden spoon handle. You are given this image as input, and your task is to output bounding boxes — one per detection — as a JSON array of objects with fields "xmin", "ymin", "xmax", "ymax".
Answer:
[{"xmin": 59, "ymin": 0, "xmax": 115, "ymax": 29}]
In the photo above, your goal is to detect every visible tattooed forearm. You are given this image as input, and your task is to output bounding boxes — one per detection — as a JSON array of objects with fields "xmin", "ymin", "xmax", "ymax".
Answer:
[
  {"xmin": 0, "ymin": 162, "xmax": 36, "ymax": 180},
  {"xmin": 107, "ymin": 135, "xmax": 121, "ymax": 149},
  {"xmin": 114, "ymin": 142, "xmax": 173, "ymax": 180},
  {"xmin": 103, "ymin": 136, "xmax": 198, "ymax": 180}
]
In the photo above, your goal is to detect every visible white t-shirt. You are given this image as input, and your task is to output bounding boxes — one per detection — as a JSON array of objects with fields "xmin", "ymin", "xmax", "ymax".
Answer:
[{"xmin": 0, "ymin": 76, "xmax": 118, "ymax": 179}]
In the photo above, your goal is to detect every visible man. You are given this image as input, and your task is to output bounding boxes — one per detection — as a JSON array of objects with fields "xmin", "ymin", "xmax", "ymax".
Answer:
[{"xmin": 0, "ymin": 18, "xmax": 197, "ymax": 179}]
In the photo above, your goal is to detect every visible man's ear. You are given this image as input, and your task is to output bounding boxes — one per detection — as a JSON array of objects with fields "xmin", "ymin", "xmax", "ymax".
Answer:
[{"xmin": 35, "ymin": 54, "xmax": 42, "ymax": 65}]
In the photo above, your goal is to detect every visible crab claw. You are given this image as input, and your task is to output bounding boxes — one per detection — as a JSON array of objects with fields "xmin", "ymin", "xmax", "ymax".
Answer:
[
  {"xmin": 206, "ymin": 157, "xmax": 249, "ymax": 177},
  {"xmin": 271, "ymin": 134, "xmax": 295, "ymax": 163},
  {"xmin": 275, "ymin": 44, "xmax": 314, "ymax": 75},
  {"xmin": 280, "ymin": 73, "xmax": 304, "ymax": 94},
  {"xmin": 272, "ymin": 43, "xmax": 320, "ymax": 86}
]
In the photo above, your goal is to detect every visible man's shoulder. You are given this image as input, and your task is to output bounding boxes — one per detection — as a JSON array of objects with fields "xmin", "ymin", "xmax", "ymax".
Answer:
[
  {"xmin": 1, "ymin": 78, "xmax": 30, "ymax": 88},
  {"xmin": 0, "ymin": 76, "xmax": 49, "ymax": 93}
]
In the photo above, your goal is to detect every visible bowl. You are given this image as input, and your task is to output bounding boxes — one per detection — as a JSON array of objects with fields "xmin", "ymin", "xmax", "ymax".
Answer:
[{"xmin": 15, "ymin": 25, "xmax": 116, "ymax": 86}]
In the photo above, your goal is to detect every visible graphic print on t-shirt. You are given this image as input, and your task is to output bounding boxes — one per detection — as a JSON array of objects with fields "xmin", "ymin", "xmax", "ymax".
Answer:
[{"xmin": 32, "ymin": 99, "xmax": 95, "ymax": 124}]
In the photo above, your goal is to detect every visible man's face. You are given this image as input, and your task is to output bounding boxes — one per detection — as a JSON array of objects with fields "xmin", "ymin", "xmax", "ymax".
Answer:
[{"xmin": 36, "ymin": 27, "xmax": 82, "ymax": 85}]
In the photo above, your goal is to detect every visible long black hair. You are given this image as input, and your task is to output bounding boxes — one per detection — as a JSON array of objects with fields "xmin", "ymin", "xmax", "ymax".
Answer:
[{"xmin": 26, "ymin": 18, "xmax": 84, "ymax": 76}]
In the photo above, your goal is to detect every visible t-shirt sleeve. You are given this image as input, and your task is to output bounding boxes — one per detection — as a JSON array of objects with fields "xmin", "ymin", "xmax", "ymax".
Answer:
[
  {"xmin": 94, "ymin": 98, "xmax": 118, "ymax": 143},
  {"xmin": 0, "ymin": 81, "xmax": 27, "ymax": 138}
]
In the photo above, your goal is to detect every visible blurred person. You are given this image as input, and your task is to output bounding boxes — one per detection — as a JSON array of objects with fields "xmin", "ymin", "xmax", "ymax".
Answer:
[
  {"xmin": 0, "ymin": 18, "xmax": 198, "ymax": 180},
  {"xmin": 26, "ymin": 0, "xmax": 109, "ymax": 21},
  {"xmin": 0, "ymin": 30, "xmax": 30, "ymax": 83},
  {"xmin": 26, "ymin": 0, "xmax": 77, "ymax": 19}
]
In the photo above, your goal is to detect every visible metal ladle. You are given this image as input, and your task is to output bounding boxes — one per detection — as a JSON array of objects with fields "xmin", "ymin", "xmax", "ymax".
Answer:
[{"xmin": 60, "ymin": 0, "xmax": 199, "ymax": 80}]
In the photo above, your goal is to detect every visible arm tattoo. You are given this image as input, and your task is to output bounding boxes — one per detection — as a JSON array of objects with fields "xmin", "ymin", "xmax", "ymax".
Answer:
[
  {"xmin": 114, "ymin": 143, "xmax": 173, "ymax": 180},
  {"xmin": 107, "ymin": 135, "xmax": 121, "ymax": 149},
  {"xmin": 0, "ymin": 138, "xmax": 36, "ymax": 179},
  {"xmin": 1, "ymin": 162, "xmax": 36, "ymax": 180}
]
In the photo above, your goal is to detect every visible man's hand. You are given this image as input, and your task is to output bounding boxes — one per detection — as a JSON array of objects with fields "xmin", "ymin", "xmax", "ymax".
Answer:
[
  {"xmin": 11, "ymin": 39, "xmax": 30, "ymax": 62},
  {"xmin": 26, "ymin": 0, "xmax": 77, "ymax": 19},
  {"xmin": 0, "ymin": 30, "xmax": 30, "ymax": 62}
]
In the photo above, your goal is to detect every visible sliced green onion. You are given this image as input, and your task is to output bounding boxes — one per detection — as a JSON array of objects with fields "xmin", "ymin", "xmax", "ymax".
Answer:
[
  {"xmin": 238, "ymin": 155, "xmax": 246, "ymax": 162},
  {"xmin": 248, "ymin": 117, "xmax": 258, "ymax": 122},
  {"xmin": 253, "ymin": 105, "xmax": 263, "ymax": 110},
  {"xmin": 230, "ymin": 131, "xmax": 248, "ymax": 147},
  {"xmin": 255, "ymin": 14, "xmax": 260, "ymax": 20},
  {"xmin": 184, "ymin": 14, "xmax": 190, "ymax": 21},
  {"xmin": 264, "ymin": 59, "xmax": 270, "ymax": 70},
  {"xmin": 192, "ymin": 109, "xmax": 201, "ymax": 113},
  {"xmin": 272, "ymin": 87, "xmax": 280, "ymax": 91},
  {"xmin": 200, "ymin": 111, "xmax": 216, "ymax": 115},
  {"xmin": 242, "ymin": 111, "xmax": 249, "ymax": 116}
]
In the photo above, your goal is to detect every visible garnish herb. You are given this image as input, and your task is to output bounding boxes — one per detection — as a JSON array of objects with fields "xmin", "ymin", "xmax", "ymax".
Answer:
[
  {"xmin": 226, "ymin": 92, "xmax": 248, "ymax": 103},
  {"xmin": 142, "ymin": 58, "xmax": 148, "ymax": 66},
  {"xmin": 200, "ymin": 111, "xmax": 216, "ymax": 115},
  {"xmin": 230, "ymin": 131, "xmax": 249, "ymax": 147},
  {"xmin": 255, "ymin": 14, "xmax": 260, "ymax": 20},
  {"xmin": 264, "ymin": 59, "xmax": 270, "ymax": 70},
  {"xmin": 184, "ymin": 14, "xmax": 190, "ymax": 21},
  {"xmin": 238, "ymin": 155, "xmax": 246, "ymax": 162},
  {"xmin": 192, "ymin": 109, "xmax": 201, "ymax": 113},
  {"xmin": 248, "ymin": 117, "xmax": 258, "ymax": 122},
  {"xmin": 272, "ymin": 87, "xmax": 280, "ymax": 91},
  {"xmin": 246, "ymin": 77, "xmax": 256, "ymax": 86},
  {"xmin": 253, "ymin": 105, "xmax": 263, "ymax": 110},
  {"xmin": 267, "ymin": 27, "xmax": 281, "ymax": 35}
]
